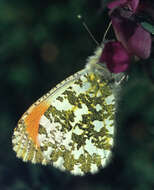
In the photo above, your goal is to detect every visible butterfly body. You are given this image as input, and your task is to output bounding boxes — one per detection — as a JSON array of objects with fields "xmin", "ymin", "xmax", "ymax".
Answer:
[{"xmin": 12, "ymin": 46, "xmax": 122, "ymax": 175}]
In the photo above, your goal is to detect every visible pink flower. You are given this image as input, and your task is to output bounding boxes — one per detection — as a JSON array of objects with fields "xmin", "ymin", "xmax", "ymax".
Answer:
[
  {"xmin": 100, "ymin": 0, "xmax": 152, "ymax": 73},
  {"xmin": 100, "ymin": 41, "xmax": 130, "ymax": 73}
]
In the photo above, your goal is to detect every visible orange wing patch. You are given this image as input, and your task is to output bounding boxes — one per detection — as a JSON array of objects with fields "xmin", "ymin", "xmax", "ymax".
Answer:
[{"xmin": 24, "ymin": 101, "xmax": 50, "ymax": 147}]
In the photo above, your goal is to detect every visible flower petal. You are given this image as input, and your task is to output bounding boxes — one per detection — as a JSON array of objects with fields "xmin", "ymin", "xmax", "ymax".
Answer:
[
  {"xmin": 100, "ymin": 41, "xmax": 130, "ymax": 73},
  {"xmin": 128, "ymin": 25, "xmax": 152, "ymax": 59},
  {"xmin": 111, "ymin": 16, "xmax": 151, "ymax": 59},
  {"xmin": 128, "ymin": 0, "xmax": 140, "ymax": 12},
  {"xmin": 108, "ymin": 0, "xmax": 127, "ymax": 10},
  {"xmin": 108, "ymin": 0, "xmax": 140, "ymax": 12}
]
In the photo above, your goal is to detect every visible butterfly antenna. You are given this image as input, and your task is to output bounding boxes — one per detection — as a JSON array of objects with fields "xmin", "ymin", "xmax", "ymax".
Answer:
[
  {"xmin": 77, "ymin": 15, "xmax": 99, "ymax": 46},
  {"xmin": 103, "ymin": 21, "xmax": 112, "ymax": 42}
]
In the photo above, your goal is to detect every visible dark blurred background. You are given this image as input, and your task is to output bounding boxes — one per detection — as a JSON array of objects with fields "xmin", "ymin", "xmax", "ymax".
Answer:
[{"xmin": 0, "ymin": 0, "xmax": 154, "ymax": 189}]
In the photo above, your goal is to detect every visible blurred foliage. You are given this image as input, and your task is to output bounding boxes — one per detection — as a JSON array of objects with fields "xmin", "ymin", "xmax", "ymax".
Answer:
[
  {"xmin": 141, "ymin": 22, "xmax": 154, "ymax": 34},
  {"xmin": 0, "ymin": 0, "xmax": 154, "ymax": 190}
]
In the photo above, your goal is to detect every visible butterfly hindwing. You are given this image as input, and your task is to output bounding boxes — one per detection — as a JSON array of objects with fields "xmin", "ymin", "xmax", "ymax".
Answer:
[{"xmin": 12, "ymin": 47, "xmax": 118, "ymax": 175}]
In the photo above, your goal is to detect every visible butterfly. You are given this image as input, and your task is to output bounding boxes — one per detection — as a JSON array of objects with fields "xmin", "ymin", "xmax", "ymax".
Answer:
[{"xmin": 12, "ymin": 45, "xmax": 124, "ymax": 175}]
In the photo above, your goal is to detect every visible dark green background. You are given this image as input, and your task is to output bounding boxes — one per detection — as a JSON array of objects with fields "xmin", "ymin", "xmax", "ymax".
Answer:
[{"xmin": 0, "ymin": 0, "xmax": 154, "ymax": 189}]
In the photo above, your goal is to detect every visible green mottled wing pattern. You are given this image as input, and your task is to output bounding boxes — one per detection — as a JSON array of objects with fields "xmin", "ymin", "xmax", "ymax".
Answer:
[{"xmin": 38, "ymin": 69, "xmax": 115, "ymax": 175}]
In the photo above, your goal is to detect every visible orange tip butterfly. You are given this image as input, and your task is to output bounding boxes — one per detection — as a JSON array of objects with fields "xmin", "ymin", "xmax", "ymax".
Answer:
[{"xmin": 12, "ymin": 44, "xmax": 124, "ymax": 176}]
